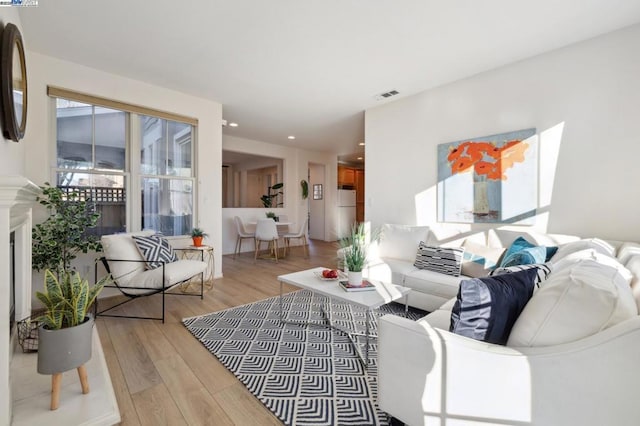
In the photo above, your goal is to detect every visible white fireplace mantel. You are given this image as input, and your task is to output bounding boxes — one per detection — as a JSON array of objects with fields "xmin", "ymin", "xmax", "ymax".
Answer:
[{"xmin": 0, "ymin": 176, "xmax": 40, "ymax": 426}]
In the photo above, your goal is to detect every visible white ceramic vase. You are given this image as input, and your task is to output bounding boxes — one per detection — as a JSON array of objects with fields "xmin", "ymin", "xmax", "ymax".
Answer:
[{"xmin": 347, "ymin": 270, "xmax": 363, "ymax": 286}]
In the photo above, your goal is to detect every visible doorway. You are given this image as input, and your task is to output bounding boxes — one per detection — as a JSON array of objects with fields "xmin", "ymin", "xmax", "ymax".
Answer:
[{"xmin": 308, "ymin": 163, "xmax": 325, "ymax": 240}]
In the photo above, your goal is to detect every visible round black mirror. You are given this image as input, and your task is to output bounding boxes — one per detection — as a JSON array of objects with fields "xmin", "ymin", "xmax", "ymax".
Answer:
[{"xmin": 1, "ymin": 23, "xmax": 27, "ymax": 142}]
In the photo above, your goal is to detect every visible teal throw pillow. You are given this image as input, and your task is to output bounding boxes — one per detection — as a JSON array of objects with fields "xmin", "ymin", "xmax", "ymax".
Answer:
[
  {"xmin": 501, "ymin": 246, "xmax": 546, "ymax": 267},
  {"xmin": 500, "ymin": 236, "xmax": 557, "ymax": 267}
]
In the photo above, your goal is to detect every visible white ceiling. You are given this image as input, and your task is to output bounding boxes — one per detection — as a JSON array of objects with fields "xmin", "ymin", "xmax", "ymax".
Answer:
[{"xmin": 18, "ymin": 1, "xmax": 640, "ymax": 160}]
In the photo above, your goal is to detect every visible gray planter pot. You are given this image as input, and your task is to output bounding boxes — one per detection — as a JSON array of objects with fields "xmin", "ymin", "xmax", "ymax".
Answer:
[{"xmin": 37, "ymin": 315, "xmax": 94, "ymax": 375}]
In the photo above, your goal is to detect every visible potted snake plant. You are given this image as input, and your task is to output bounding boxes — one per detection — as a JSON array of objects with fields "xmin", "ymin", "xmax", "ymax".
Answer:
[
  {"xmin": 191, "ymin": 227, "xmax": 208, "ymax": 247},
  {"xmin": 36, "ymin": 270, "xmax": 109, "ymax": 409}
]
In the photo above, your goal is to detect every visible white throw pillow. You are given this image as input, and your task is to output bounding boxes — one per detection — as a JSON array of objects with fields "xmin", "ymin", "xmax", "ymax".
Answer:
[
  {"xmin": 550, "ymin": 238, "xmax": 615, "ymax": 263},
  {"xmin": 552, "ymin": 249, "xmax": 633, "ymax": 284},
  {"xmin": 377, "ymin": 224, "xmax": 430, "ymax": 261},
  {"xmin": 508, "ymin": 258, "xmax": 637, "ymax": 347}
]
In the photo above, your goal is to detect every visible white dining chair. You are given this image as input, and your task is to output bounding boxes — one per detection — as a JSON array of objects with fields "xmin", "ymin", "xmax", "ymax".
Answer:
[
  {"xmin": 233, "ymin": 216, "xmax": 255, "ymax": 259},
  {"xmin": 276, "ymin": 214, "xmax": 290, "ymax": 234},
  {"xmin": 283, "ymin": 218, "xmax": 309, "ymax": 258},
  {"xmin": 254, "ymin": 218, "xmax": 280, "ymax": 262}
]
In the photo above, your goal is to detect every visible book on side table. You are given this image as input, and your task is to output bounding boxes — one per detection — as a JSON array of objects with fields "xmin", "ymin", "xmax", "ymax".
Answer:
[{"xmin": 339, "ymin": 279, "xmax": 376, "ymax": 292}]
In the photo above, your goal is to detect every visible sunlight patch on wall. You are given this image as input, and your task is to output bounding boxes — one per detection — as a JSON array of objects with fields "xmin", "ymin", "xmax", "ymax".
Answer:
[
  {"xmin": 415, "ymin": 185, "xmax": 437, "ymax": 226},
  {"xmin": 539, "ymin": 122, "xmax": 565, "ymax": 208}
]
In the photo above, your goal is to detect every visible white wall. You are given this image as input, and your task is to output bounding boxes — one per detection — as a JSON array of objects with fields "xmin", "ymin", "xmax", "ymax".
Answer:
[
  {"xmin": 23, "ymin": 52, "xmax": 223, "ymax": 293},
  {"xmin": 222, "ymin": 134, "xmax": 338, "ymax": 255},
  {"xmin": 365, "ymin": 24, "xmax": 640, "ymax": 242}
]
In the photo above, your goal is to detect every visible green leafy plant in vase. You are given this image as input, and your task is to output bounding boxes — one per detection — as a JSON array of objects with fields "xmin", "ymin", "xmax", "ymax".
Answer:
[
  {"xmin": 340, "ymin": 222, "xmax": 369, "ymax": 286},
  {"xmin": 265, "ymin": 211, "xmax": 278, "ymax": 222},
  {"xmin": 261, "ymin": 182, "xmax": 284, "ymax": 208}
]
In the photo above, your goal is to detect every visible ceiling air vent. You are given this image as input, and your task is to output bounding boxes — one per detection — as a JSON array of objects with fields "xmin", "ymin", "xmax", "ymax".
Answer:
[{"xmin": 374, "ymin": 89, "xmax": 399, "ymax": 101}]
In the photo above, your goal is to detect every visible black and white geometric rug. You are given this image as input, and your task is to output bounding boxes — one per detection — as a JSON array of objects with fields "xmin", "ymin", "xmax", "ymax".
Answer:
[{"xmin": 183, "ymin": 289, "xmax": 426, "ymax": 426}]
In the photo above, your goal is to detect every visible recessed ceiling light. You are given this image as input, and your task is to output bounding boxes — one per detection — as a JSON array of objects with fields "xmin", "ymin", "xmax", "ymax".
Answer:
[
  {"xmin": 359, "ymin": 142, "xmax": 365, "ymax": 146},
  {"xmin": 357, "ymin": 157, "xmax": 363, "ymax": 160},
  {"xmin": 229, "ymin": 122, "xmax": 239, "ymax": 127},
  {"xmin": 288, "ymin": 135, "xmax": 296, "ymax": 140}
]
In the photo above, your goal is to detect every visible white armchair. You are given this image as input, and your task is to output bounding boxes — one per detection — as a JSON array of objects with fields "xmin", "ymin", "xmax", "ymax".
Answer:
[{"xmin": 96, "ymin": 231, "xmax": 207, "ymax": 323}]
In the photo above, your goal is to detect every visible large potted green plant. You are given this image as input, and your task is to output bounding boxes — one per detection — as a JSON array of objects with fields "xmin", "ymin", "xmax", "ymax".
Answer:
[
  {"xmin": 32, "ymin": 182, "xmax": 102, "ymax": 274},
  {"xmin": 31, "ymin": 182, "xmax": 106, "ymax": 410},
  {"xmin": 36, "ymin": 270, "xmax": 108, "ymax": 409}
]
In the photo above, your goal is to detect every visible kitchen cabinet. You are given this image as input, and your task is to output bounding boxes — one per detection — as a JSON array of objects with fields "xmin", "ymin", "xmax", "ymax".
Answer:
[{"xmin": 338, "ymin": 166, "xmax": 355, "ymax": 187}]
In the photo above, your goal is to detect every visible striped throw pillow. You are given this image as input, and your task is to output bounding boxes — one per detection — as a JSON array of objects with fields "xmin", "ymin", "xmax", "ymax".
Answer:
[
  {"xmin": 414, "ymin": 242, "xmax": 464, "ymax": 277},
  {"xmin": 132, "ymin": 235, "xmax": 178, "ymax": 269},
  {"xmin": 490, "ymin": 263, "xmax": 552, "ymax": 288}
]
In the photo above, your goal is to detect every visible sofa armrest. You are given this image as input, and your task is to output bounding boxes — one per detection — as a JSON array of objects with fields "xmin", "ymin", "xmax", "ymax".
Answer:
[{"xmin": 378, "ymin": 314, "xmax": 640, "ymax": 426}]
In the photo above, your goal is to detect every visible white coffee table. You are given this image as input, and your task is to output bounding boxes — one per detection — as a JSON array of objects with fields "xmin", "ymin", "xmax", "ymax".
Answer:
[{"xmin": 277, "ymin": 267, "xmax": 411, "ymax": 366}]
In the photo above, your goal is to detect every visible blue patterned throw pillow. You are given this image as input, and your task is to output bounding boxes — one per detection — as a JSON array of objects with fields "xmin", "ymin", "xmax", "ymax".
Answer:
[
  {"xmin": 132, "ymin": 235, "xmax": 178, "ymax": 269},
  {"xmin": 450, "ymin": 268, "xmax": 538, "ymax": 345}
]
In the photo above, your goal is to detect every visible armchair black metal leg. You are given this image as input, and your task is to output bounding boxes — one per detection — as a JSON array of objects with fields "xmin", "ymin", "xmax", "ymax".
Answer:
[{"xmin": 95, "ymin": 256, "xmax": 207, "ymax": 323}]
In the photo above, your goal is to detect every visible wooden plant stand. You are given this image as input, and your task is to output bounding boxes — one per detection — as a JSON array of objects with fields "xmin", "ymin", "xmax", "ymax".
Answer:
[{"xmin": 50, "ymin": 365, "xmax": 90, "ymax": 410}]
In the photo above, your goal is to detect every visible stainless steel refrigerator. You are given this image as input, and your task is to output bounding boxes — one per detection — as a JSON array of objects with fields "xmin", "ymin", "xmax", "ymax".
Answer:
[{"xmin": 337, "ymin": 189, "xmax": 356, "ymax": 239}]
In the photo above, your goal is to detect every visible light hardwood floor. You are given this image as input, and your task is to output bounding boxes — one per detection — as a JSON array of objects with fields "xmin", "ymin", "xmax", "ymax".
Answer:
[{"xmin": 96, "ymin": 239, "xmax": 340, "ymax": 426}]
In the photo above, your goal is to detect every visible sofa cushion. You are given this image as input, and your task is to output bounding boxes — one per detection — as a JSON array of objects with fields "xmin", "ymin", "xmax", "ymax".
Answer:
[
  {"xmin": 378, "ymin": 224, "xmax": 430, "ymax": 261},
  {"xmin": 490, "ymin": 263, "xmax": 552, "ymax": 289},
  {"xmin": 367, "ymin": 258, "xmax": 417, "ymax": 285},
  {"xmin": 487, "ymin": 228, "xmax": 578, "ymax": 250},
  {"xmin": 551, "ymin": 238, "xmax": 615, "ymax": 263},
  {"xmin": 404, "ymin": 267, "xmax": 465, "ymax": 300},
  {"xmin": 414, "ymin": 242, "xmax": 464, "ymax": 277},
  {"xmin": 508, "ymin": 258, "xmax": 637, "ymax": 347},
  {"xmin": 625, "ymin": 254, "xmax": 640, "ymax": 311},
  {"xmin": 132, "ymin": 234, "xmax": 179, "ymax": 269},
  {"xmin": 422, "ymin": 297, "xmax": 457, "ymax": 329},
  {"xmin": 101, "ymin": 230, "xmax": 156, "ymax": 287},
  {"xmin": 450, "ymin": 268, "xmax": 538, "ymax": 345},
  {"xmin": 122, "ymin": 259, "xmax": 208, "ymax": 296},
  {"xmin": 426, "ymin": 229, "xmax": 487, "ymax": 248},
  {"xmin": 500, "ymin": 236, "xmax": 557, "ymax": 267},
  {"xmin": 460, "ymin": 240, "xmax": 505, "ymax": 278},
  {"xmin": 617, "ymin": 242, "xmax": 640, "ymax": 265}
]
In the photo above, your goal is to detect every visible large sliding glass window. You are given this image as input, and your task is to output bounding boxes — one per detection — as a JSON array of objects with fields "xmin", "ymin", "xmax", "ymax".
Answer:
[{"xmin": 52, "ymin": 89, "xmax": 197, "ymax": 237}]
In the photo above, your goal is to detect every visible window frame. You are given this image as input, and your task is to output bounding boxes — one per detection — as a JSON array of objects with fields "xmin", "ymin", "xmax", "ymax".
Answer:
[{"xmin": 49, "ymin": 87, "xmax": 198, "ymax": 237}]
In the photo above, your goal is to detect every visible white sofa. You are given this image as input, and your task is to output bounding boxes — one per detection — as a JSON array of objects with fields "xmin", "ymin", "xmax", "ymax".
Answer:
[
  {"xmin": 376, "ymin": 230, "xmax": 640, "ymax": 425},
  {"xmin": 359, "ymin": 224, "xmax": 578, "ymax": 312}
]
